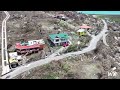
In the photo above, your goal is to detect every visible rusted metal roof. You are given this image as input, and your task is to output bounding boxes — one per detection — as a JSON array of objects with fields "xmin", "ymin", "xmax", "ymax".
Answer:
[
  {"xmin": 15, "ymin": 39, "xmax": 45, "ymax": 50},
  {"xmin": 15, "ymin": 44, "xmax": 42, "ymax": 50}
]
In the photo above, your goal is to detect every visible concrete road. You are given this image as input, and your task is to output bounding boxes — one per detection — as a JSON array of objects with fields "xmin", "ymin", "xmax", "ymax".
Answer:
[
  {"xmin": 103, "ymin": 32, "xmax": 109, "ymax": 46},
  {"xmin": 1, "ymin": 11, "xmax": 11, "ymax": 75}
]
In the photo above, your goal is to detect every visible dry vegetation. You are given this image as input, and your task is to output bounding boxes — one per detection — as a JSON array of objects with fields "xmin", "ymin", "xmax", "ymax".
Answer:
[
  {"xmin": 14, "ymin": 54, "xmax": 103, "ymax": 79},
  {"xmin": 1, "ymin": 11, "xmax": 120, "ymax": 79},
  {"xmin": 14, "ymin": 30, "xmax": 120, "ymax": 79}
]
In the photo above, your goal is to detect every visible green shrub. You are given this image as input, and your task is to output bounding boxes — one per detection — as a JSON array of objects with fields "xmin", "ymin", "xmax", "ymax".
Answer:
[
  {"xmin": 65, "ymin": 45, "xmax": 78, "ymax": 53},
  {"xmin": 42, "ymin": 73, "xmax": 58, "ymax": 79},
  {"xmin": 62, "ymin": 64, "xmax": 70, "ymax": 72},
  {"xmin": 59, "ymin": 21, "xmax": 68, "ymax": 27},
  {"xmin": 44, "ymin": 64, "xmax": 51, "ymax": 70}
]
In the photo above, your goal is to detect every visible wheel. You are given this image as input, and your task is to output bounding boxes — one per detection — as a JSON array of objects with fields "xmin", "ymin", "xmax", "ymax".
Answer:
[
  {"xmin": 17, "ymin": 52, "xmax": 21, "ymax": 55},
  {"xmin": 10, "ymin": 62, "xmax": 18, "ymax": 68}
]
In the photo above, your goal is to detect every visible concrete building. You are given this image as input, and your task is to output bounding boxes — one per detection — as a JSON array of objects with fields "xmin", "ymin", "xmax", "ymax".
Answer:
[
  {"xmin": 48, "ymin": 33, "xmax": 69, "ymax": 46},
  {"xmin": 77, "ymin": 29, "xmax": 86, "ymax": 36}
]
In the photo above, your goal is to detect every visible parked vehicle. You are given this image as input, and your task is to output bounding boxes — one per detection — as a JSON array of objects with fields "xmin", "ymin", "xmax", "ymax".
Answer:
[
  {"xmin": 9, "ymin": 52, "xmax": 22, "ymax": 68},
  {"xmin": 62, "ymin": 42, "xmax": 69, "ymax": 47},
  {"xmin": 9, "ymin": 58, "xmax": 19, "ymax": 68},
  {"xmin": 54, "ymin": 14, "xmax": 68, "ymax": 21}
]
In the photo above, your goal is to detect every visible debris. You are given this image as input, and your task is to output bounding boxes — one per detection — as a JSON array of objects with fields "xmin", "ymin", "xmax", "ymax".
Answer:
[{"xmin": 112, "ymin": 67, "xmax": 117, "ymax": 71}]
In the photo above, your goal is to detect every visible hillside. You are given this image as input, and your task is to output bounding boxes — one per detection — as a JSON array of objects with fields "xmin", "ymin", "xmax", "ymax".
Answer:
[
  {"xmin": 0, "ymin": 11, "xmax": 120, "ymax": 79},
  {"xmin": 99, "ymin": 15, "xmax": 120, "ymax": 23},
  {"xmin": 14, "ymin": 30, "xmax": 120, "ymax": 79}
]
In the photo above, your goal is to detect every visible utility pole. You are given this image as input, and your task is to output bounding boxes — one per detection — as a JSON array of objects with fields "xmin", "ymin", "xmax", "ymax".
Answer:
[{"xmin": 77, "ymin": 41, "xmax": 80, "ymax": 49}]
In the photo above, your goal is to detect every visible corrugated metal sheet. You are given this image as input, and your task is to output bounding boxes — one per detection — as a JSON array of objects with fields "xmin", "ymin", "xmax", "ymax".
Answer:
[
  {"xmin": 15, "ymin": 39, "xmax": 45, "ymax": 50},
  {"xmin": 15, "ymin": 44, "xmax": 42, "ymax": 49}
]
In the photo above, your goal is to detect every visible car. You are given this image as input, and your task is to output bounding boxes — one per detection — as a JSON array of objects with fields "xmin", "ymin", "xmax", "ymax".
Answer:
[
  {"xmin": 62, "ymin": 43, "xmax": 69, "ymax": 47},
  {"xmin": 54, "ymin": 14, "xmax": 68, "ymax": 21}
]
